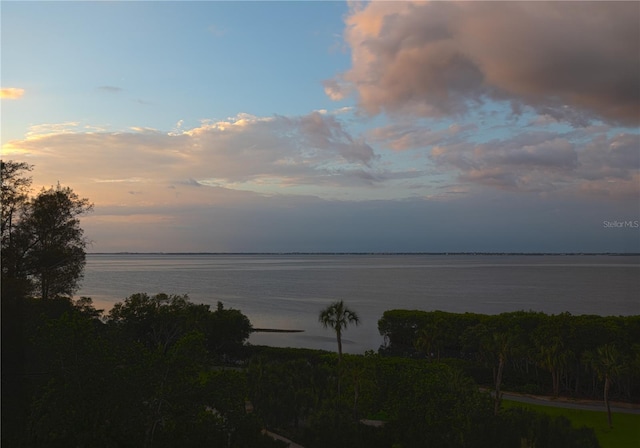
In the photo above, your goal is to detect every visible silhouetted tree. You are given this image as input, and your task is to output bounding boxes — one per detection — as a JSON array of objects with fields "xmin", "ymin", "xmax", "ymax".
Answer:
[
  {"xmin": 1, "ymin": 164, "xmax": 93, "ymax": 301},
  {"xmin": 19, "ymin": 184, "xmax": 93, "ymax": 299},
  {"xmin": 108, "ymin": 293, "xmax": 252, "ymax": 358},
  {"xmin": 584, "ymin": 343, "xmax": 624, "ymax": 428},
  {"xmin": 463, "ymin": 323, "xmax": 514, "ymax": 414},
  {"xmin": 319, "ymin": 300, "xmax": 360, "ymax": 363},
  {"xmin": 1, "ymin": 160, "xmax": 33, "ymax": 300}
]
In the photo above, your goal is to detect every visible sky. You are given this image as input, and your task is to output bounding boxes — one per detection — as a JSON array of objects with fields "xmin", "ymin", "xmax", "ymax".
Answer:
[{"xmin": 2, "ymin": 0, "xmax": 639, "ymax": 253}]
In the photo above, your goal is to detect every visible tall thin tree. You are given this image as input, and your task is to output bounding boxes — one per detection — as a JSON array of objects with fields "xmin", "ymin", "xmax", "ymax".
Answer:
[
  {"xmin": 318, "ymin": 300, "xmax": 360, "ymax": 363},
  {"xmin": 584, "ymin": 343, "xmax": 623, "ymax": 429},
  {"xmin": 1, "ymin": 160, "xmax": 33, "ymax": 300}
]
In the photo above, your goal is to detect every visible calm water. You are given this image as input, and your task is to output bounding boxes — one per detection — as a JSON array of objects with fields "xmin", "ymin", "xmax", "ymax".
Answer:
[{"xmin": 77, "ymin": 254, "xmax": 640, "ymax": 353}]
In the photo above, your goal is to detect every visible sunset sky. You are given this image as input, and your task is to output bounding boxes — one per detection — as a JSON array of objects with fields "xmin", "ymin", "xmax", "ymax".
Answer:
[{"xmin": 2, "ymin": 1, "xmax": 639, "ymax": 253}]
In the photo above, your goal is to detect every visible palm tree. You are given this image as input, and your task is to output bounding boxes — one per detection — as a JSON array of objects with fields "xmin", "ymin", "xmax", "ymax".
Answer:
[
  {"xmin": 584, "ymin": 343, "xmax": 623, "ymax": 429},
  {"xmin": 318, "ymin": 300, "xmax": 360, "ymax": 363},
  {"xmin": 465, "ymin": 324, "xmax": 513, "ymax": 415},
  {"xmin": 537, "ymin": 338, "xmax": 570, "ymax": 397},
  {"xmin": 490, "ymin": 331, "xmax": 512, "ymax": 415}
]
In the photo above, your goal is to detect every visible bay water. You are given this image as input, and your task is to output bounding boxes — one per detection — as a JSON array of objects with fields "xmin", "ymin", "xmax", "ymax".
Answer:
[{"xmin": 77, "ymin": 254, "xmax": 640, "ymax": 354}]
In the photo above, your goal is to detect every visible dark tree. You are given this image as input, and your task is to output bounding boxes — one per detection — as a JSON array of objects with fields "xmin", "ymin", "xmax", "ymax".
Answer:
[
  {"xmin": 1, "ymin": 160, "xmax": 33, "ymax": 300},
  {"xmin": 19, "ymin": 184, "xmax": 93, "ymax": 299},
  {"xmin": 108, "ymin": 293, "xmax": 204, "ymax": 353},
  {"xmin": 108, "ymin": 293, "xmax": 252, "ymax": 358},
  {"xmin": 319, "ymin": 300, "xmax": 360, "ymax": 363},
  {"xmin": 1, "ymin": 160, "xmax": 32, "ymax": 239},
  {"xmin": 207, "ymin": 301, "xmax": 252, "ymax": 356},
  {"xmin": 584, "ymin": 343, "xmax": 624, "ymax": 429}
]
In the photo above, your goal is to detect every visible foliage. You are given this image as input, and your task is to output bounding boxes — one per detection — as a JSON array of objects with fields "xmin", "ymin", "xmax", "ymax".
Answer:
[
  {"xmin": 319, "ymin": 300, "xmax": 360, "ymax": 361},
  {"xmin": 1, "ymin": 161, "xmax": 93, "ymax": 301},
  {"xmin": 503, "ymin": 400, "xmax": 639, "ymax": 448},
  {"xmin": 108, "ymin": 293, "xmax": 252, "ymax": 358},
  {"xmin": 378, "ymin": 309, "xmax": 640, "ymax": 405},
  {"xmin": 0, "ymin": 160, "xmax": 32, "ymax": 235},
  {"xmin": 20, "ymin": 184, "xmax": 93, "ymax": 300},
  {"xmin": 5, "ymin": 294, "xmax": 273, "ymax": 447},
  {"xmin": 496, "ymin": 407, "xmax": 602, "ymax": 448},
  {"xmin": 248, "ymin": 356, "xmax": 328, "ymax": 429},
  {"xmin": 247, "ymin": 349, "xmax": 602, "ymax": 448},
  {"xmin": 369, "ymin": 358, "xmax": 494, "ymax": 447},
  {"xmin": 207, "ymin": 301, "xmax": 253, "ymax": 357},
  {"xmin": 303, "ymin": 398, "xmax": 390, "ymax": 448},
  {"xmin": 583, "ymin": 344, "xmax": 626, "ymax": 428},
  {"xmin": 2, "ymin": 162, "xmax": 92, "ymax": 446},
  {"xmin": 1, "ymin": 160, "xmax": 34, "ymax": 300},
  {"xmin": 5, "ymin": 293, "xmax": 610, "ymax": 447}
]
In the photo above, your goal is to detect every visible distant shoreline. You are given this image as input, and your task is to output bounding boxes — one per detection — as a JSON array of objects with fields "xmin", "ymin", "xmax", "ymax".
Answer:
[{"xmin": 87, "ymin": 252, "xmax": 640, "ymax": 256}]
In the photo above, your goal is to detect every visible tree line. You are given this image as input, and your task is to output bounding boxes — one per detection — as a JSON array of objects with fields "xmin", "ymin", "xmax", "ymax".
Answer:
[
  {"xmin": 2, "ymin": 292, "xmax": 604, "ymax": 447},
  {"xmin": 378, "ymin": 309, "xmax": 640, "ymax": 425}
]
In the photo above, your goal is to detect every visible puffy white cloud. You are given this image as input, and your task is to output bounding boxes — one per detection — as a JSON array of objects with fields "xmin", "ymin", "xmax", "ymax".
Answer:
[{"xmin": 330, "ymin": 1, "xmax": 640, "ymax": 126}]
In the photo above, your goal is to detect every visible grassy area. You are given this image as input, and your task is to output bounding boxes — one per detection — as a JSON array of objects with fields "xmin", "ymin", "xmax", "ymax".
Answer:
[{"xmin": 503, "ymin": 400, "xmax": 640, "ymax": 448}]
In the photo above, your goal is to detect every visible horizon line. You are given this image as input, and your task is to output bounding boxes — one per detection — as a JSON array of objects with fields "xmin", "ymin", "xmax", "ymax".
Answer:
[{"xmin": 87, "ymin": 252, "xmax": 640, "ymax": 256}]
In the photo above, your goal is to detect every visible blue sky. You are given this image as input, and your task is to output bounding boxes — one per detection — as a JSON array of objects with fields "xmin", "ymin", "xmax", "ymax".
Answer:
[
  {"xmin": 3, "ymin": 1, "xmax": 350, "ymax": 134},
  {"xmin": 2, "ymin": 1, "xmax": 639, "ymax": 252}
]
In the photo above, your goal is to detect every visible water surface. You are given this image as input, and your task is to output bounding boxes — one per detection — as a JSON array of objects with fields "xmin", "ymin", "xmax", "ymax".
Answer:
[{"xmin": 78, "ymin": 254, "xmax": 640, "ymax": 353}]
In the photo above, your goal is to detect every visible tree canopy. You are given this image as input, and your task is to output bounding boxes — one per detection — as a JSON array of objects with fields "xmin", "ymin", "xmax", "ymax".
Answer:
[{"xmin": 1, "ymin": 161, "xmax": 93, "ymax": 300}]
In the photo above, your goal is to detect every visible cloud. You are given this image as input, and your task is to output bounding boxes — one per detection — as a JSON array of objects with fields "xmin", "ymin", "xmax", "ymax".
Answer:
[
  {"xmin": 4, "ymin": 117, "xmax": 637, "ymax": 252},
  {"xmin": 323, "ymin": 78, "xmax": 350, "ymax": 101},
  {"xmin": 1, "ymin": 87, "xmax": 25, "ymax": 99},
  {"xmin": 24, "ymin": 122, "xmax": 82, "ymax": 137},
  {"xmin": 369, "ymin": 121, "xmax": 477, "ymax": 151},
  {"xmin": 5, "ymin": 111, "xmax": 637, "ymax": 208},
  {"xmin": 97, "ymin": 85, "xmax": 123, "ymax": 93},
  {"xmin": 329, "ymin": 1, "xmax": 640, "ymax": 126},
  {"xmin": 430, "ymin": 130, "xmax": 640, "ymax": 197},
  {"xmin": 2, "ymin": 111, "xmax": 388, "ymax": 203}
]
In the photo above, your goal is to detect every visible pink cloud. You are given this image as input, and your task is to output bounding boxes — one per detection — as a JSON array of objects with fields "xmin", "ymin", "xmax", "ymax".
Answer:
[
  {"xmin": 429, "ymin": 131, "xmax": 639, "ymax": 198},
  {"xmin": 330, "ymin": 1, "xmax": 639, "ymax": 126},
  {"xmin": 2, "ymin": 112, "xmax": 384, "ymax": 204}
]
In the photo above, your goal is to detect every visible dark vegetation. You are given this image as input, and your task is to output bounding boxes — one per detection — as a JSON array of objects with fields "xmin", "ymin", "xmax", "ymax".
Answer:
[
  {"xmin": 2, "ymin": 293, "xmax": 278, "ymax": 447},
  {"xmin": 2, "ymin": 161, "xmax": 634, "ymax": 446},
  {"xmin": 2, "ymin": 297, "xmax": 611, "ymax": 447},
  {"xmin": 378, "ymin": 310, "xmax": 640, "ymax": 406}
]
